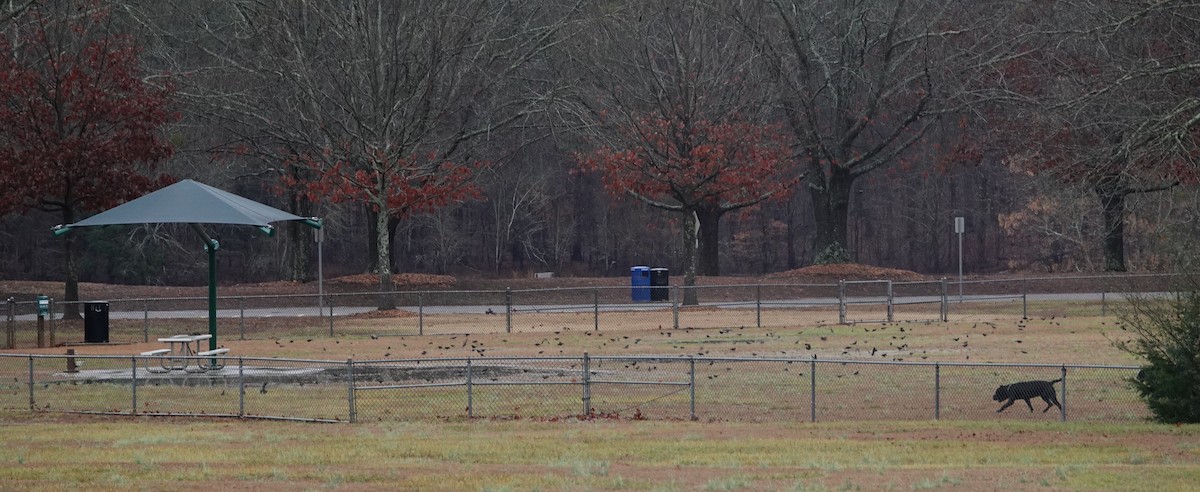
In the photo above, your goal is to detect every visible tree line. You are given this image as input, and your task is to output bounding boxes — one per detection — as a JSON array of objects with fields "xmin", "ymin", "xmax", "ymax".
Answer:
[{"xmin": 1, "ymin": 0, "xmax": 1198, "ymax": 307}]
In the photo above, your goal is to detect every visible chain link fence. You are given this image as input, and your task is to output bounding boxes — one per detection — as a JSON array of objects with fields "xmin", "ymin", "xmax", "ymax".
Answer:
[
  {"xmin": 0, "ymin": 353, "xmax": 1146, "ymax": 423},
  {"xmin": 4, "ymin": 273, "xmax": 1181, "ymax": 348}
]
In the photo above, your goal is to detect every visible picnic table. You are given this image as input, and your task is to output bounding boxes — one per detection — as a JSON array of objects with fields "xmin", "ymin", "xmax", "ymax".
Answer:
[{"xmin": 141, "ymin": 334, "xmax": 227, "ymax": 372}]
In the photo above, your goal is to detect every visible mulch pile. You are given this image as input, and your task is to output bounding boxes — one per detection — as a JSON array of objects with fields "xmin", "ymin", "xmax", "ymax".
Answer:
[
  {"xmin": 345, "ymin": 309, "xmax": 419, "ymax": 319},
  {"xmin": 330, "ymin": 273, "xmax": 457, "ymax": 289},
  {"xmin": 766, "ymin": 263, "xmax": 927, "ymax": 281}
]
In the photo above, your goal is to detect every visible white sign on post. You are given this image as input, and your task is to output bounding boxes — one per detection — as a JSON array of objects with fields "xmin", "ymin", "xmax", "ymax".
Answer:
[{"xmin": 954, "ymin": 216, "xmax": 965, "ymax": 234}]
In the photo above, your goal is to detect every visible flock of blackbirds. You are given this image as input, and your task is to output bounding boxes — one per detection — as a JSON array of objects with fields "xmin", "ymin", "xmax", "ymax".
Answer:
[{"xmin": 256, "ymin": 315, "xmax": 1072, "ymax": 364}]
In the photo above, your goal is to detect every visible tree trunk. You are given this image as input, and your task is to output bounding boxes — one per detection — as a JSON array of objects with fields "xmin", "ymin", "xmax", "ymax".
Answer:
[
  {"xmin": 61, "ymin": 192, "xmax": 81, "ymax": 320},
  {"xmin": 1096, "ymin": 183, "xmax": 1127, "ymax": 272},
  {"xmin": 284, "ymin": 221, "xmax": 311, "ymax": 282},
  {"xmin": 387, "ymin": 215, "xmax": 401, "ymax": 273},
  {"xmin": 810, "ymin": 166, "xmax": 855, "ymax": 261},
  {"xmin": 695, "ymin": 206, "xmax": 722, "ymax": 276},
  {"xmin": 283, "ymin": 187, "xmax": 312, "ymax": 282},
  {"xmin": 785, "ymin": 197, "xmax": 798, "ymax": 270},
  {"xmin": 375, "ymin": 206, "xmax": 396, "ymax": 310},
  {"xmin": 681, "ymin": 210, "xmax": 699, "ymax": 306},
  {"xmin": 366, "ymin": 206, "xmax": 379, "ymax": 273}
]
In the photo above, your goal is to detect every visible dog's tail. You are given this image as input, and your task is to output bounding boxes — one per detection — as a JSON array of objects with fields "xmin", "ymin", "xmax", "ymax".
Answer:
[{"xmin": 1049, "ymin": 378, "xmax": 1063, "ymax": 385}]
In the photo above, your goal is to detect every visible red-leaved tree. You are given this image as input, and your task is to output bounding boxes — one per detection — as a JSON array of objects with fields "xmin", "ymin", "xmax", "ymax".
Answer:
[
  {"xmin": 282, "ymin": 149, "xmax": 480, "ymax": 308},
  {"xmin": 0, "ymin": 3, "xmax": 175, "ymax": 318},
  {"xmin": 579, "ymin": 113, "xmax": 795, "ymax": 303}
]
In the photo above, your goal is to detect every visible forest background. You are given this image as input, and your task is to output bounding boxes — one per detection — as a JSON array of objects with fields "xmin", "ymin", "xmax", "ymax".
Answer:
[{"xmin": 1, "ymin": 0, "xmax": 1198, "ymax": 302}]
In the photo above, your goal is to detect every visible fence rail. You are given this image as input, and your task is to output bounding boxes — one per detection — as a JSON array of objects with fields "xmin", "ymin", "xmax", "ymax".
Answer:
[
  {"xmin": 4, "ymin": 273, "xmax": 1184, "ymax": 349},
  {"xmin": 0, "ymin": 353, "xmax": 1145, "ymax": 423}
]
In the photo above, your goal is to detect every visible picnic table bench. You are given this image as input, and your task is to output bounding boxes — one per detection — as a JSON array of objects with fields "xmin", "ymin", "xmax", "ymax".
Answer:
[{"xmin": 139, "ymin": 334, "xmax": 229, "ymax": 373}]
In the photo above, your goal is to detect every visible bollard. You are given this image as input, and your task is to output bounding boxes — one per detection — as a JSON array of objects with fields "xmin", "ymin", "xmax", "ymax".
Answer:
[{"xmin": 66, "ymin": 349, "xmax": 78, "ymax": 373}]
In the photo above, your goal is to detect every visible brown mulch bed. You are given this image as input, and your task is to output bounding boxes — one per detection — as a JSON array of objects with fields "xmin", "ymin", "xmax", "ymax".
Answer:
[
  {"xmin": 345, "ymin": 308, "xmax": 419, "ymax": 319},
  {"xmin": 329, "ymin": 273, "xmax": 457, "ymax": 289},
  {"xmin": 766, "ymin": 263, "xmax": 927, "ymax": 281}
]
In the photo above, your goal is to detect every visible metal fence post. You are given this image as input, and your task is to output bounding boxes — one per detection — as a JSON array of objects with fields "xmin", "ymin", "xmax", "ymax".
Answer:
[
  {"xmin": 582, "ymin": 353, "xmax": 591, "ymax": 416},
  {"xmin": 37, "ymin": 310, "xmax": 45, "ymax": 349},
  {"xmin": 593, "ymin": 289, "xmax": 599, "ymax": 332},
  {"xmin": 838, "ymin": 280, "xmax": 847, "ymax": 325},
  {"xmin": 1101, "ymin": 291, "xmax": 1107, "ymax": 318},
  {"xmin": 239, "ymin": 297, "xmax": 245, "ymax": 340},
  {"xmin": 418, "ymin": 292, "xmax": 424, "ymax": 336},
  {"xmin": 238, "ymin": 358, "xmax": 245, "ymax": 418},
  {"xmin": 327, "ymin": 295, "xmax": 335, "ymax": 336},
  {"xmin": 6, "ymin": 298, "xmax": 14, "ymax": 349},
  {"xmin": 28, "ymin": 355, "xmax": 34, "ymax": 412},
  {"xmin": 934, "ymin": 364, "xmax": 941, "ymax": 420},
  {"xmin": 689, "ymin": 357, "xmax": 697, "ymax": 421},
  {"xmin": 939, "ymin": 278, "xmax": 948, "ymax": 322},
  {"xmin": 1060, "ymin": 365, "xmax": 1067, "ymax": 422},
  {"xmin": 131, "ymin": 356, "xmax": 138, "ymax": 416},
  {"xmin": 505, "ymin": 288, "xmax": 512, "ymax": 334},
  {"xmin": 672, "ymin": 286, "xmax": 680, "ymax": 330},
  {"xmin": 886, "ymin": 281, "xmax": 894, "ymax": 323},
  {"xmin": 809, "ymin": 359, "xmax": 817, "ymax": 423},
  {"xmin": 48, "ymin": 298, "xmax": 55, "ymax": 347},
  {"xmin": 143, "ymin": 299, "xmax": 149, "ymax": 343},
  {"xmin": 1022, "ymin": 293, "xmax": 1028, "ymax": 320},
  {"xmin": 466, "ymin": 358, "xmax": 473, "ymax": 418},
  {"xmin": 756, "ymin": 285, "xmax": 762, "ymax": 328},
  {"xmin": 347, "ymin": 358, "xmax": 357, "ymax": 423},
  {"xmin": 47, "ymin": 298, "xmax": 56, "ymax": 347}
]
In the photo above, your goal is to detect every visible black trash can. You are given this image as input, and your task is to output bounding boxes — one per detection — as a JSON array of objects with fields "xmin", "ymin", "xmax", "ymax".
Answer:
[
  {"xmin": 650, "ymin": 268, "xmax": 669, "ymax": 301},
  {"xmin": 83, "ymin": 301, "xmax": 109, "ymax": 343}
]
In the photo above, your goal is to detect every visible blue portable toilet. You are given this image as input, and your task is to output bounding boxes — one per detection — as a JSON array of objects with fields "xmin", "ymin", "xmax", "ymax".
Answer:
[{"xmin": 630, "ymin": 266, "xmax": 651, "ymax": 301}]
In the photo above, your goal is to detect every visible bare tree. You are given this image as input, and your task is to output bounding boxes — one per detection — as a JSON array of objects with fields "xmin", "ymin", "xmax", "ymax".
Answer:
[
  {"xmin": 998, "ymin": 1, "xmax": 1200, "ymax": 271},
  {"xmin": 128, "ymin": 0, "xmax": 580, "ymax": 307},
  {"xmin": 734, "ymin": 0, "xmax": 1021, "ymax": 263}
]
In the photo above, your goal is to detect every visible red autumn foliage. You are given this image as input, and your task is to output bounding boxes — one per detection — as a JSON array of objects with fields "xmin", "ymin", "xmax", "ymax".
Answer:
[
  {"xmin": 577, "ymin": 114, "xmax": 794, "ymax": 207},
  {"xmin": 281, "ymin": 151, "xmax": 482, "ymax": 218},
  {"xmin": 0, "ymin": 5, "xmax": 176, "ymax": 217}
]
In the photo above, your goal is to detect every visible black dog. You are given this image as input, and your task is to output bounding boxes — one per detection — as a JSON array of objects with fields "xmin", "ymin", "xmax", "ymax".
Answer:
[{"xmin": 993, "ymin": 379, "xmax": 1062, "ymax": 413}]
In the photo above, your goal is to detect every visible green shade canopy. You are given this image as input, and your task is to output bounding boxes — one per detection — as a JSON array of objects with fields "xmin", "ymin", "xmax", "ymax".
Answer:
[
  {"xmin": 53, "ymin": 179, "xmax": 321, "ymax": 353},
  {"xmin": 67, "ymin": 179, "xmax": 310, "ymax": 228}
]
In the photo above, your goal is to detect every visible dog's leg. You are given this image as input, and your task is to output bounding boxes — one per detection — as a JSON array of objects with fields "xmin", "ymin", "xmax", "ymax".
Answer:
[
  {"xmin": 1023, "ymin": 398, "xmax": 1035, "ymax": 412},
  {"xmin": 1042, "ymin": 395, "xmax": 1062, "ymax": 412},
  {"xmin": 996, "ymin": 399, "xmax": 1015, "ymax": 412}
]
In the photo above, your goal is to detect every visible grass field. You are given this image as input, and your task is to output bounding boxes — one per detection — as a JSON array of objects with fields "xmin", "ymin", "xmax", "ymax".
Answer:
[
  {"xmin": 2, "ymin": 413, "xmax": 1197, "ymax": 491},
  {"xmin": 3, "ymin": 303, "xmax": 1199, "ymax": 490}
]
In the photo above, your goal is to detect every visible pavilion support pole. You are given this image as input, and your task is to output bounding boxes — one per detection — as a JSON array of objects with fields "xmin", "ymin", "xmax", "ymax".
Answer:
[
  {"xmin": 191, "ymin": 224, "xmax": 220, "ymax": 352},
  {"xmin": 206, "ymin": 240, "xmax": 217, "ymax": 351}
]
